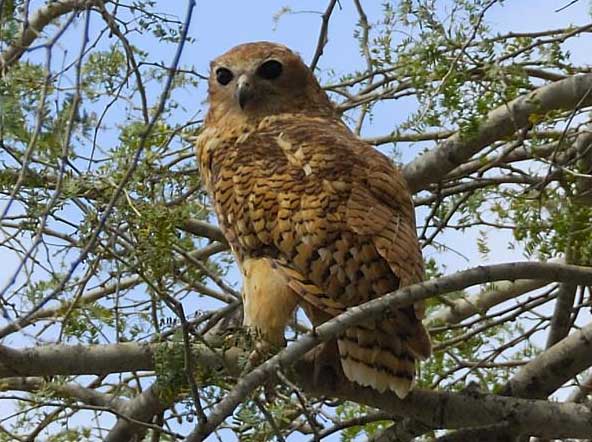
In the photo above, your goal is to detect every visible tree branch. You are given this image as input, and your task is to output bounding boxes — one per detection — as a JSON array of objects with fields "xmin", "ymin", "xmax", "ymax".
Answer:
[
  {"xmin": 502, "ymin": 309, "xmax": 592, "ymax": 400},
  {"xmin": 1, "ymin": 377, "xmax": 123, "ymax": 409},
  {"xmin": 0, "ymin": 242, "xmax": 225, "ymax": 339},
  {"xmin": 309, "ymin": 0, "xmax": 339, "ymax": 71},
  {"xmin": 180, "ymin": 219, "xmax": 227, "ymax": 244},
  {"xmin": 448, "ymin": 307, "xmax": 592, "ymax": 441},
  {"xmin": 4, "ymin": 262, "xmax": 592, "ymax": 440},
  {"xmin": 544, "ymin": 281, "xmax": 577, "ymax": 347},
  {"xmin": 0, "ymin": 343, "xmax": 155, "ymax": 377},
  {"xmin": 104, "ymin": 384, "xmax": 169, "ymax": 442},
  {"xmin": 427, "ymin": 264, "xmax": 562, "ymax": 325},
  {"xmin": 298, "ymin": 371, "xmax": 592, "ymax": 439},
  {"xmin": 403, "ymin": 73, "xmax": 592, "ymax": 192}
]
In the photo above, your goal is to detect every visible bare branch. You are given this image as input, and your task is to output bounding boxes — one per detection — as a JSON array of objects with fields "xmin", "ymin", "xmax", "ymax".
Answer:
[
  {"xmin": 1, "ymin": 377, "xmax": 123, "ymax": 409},
  {"xmin": 427, "ymin": 262, "xmax": 563, "ymax": 325},
  {"xmin": 104, "ymin": 384, "xmax": 169, "ymax": 442},
  {"xmin": 0, "ymin": 342, "xmax": 155, "ymax": 377},
  {"xmin": 180, "ymin": 219, "xmax": 227, "ymax": 244},
  {"xmin": 403, "ymin": 73, "xmax": 592, "ymax": 192},
  {"xmin": 544, "ymin": 281, "xmax": 577, "ymax": 347},
  {"xmin": 309, "ymin": 0, "xmax": 339, "ymax": 71}
]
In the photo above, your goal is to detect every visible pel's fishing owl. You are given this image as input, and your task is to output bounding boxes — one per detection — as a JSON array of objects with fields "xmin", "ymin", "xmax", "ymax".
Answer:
[{"xmin": 195, "ymin": 42, "xmax": 431, "ymax": 398}]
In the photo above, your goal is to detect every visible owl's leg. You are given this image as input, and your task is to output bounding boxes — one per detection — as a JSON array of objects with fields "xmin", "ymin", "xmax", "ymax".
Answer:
[{"xmin": 242, "ymin": 257, "xmax": 299, "ymax": 363}]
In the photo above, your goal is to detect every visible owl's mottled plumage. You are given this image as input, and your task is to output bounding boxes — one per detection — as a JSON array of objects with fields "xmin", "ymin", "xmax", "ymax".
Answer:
[{"xmin": 196, "ymin": 42, "xmax": 431, "ymax": 398}]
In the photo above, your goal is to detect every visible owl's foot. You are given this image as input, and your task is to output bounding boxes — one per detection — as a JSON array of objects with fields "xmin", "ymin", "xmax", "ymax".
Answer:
[
  {"xmin": 248, "ymin": 339, "xmax": 277, "ymax": 366},
  {"xmin": 244, "ymin": 333, "xmax": 283, "ymax": 402},
  {"xmin": 242, "ymin": 326, "xmax": 284, "ymax": 370}
]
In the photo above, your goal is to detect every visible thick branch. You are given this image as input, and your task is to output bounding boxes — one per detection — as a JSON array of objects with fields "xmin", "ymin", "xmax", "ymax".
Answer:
[
  {"xmin": 104, "ymin": 384, "xmax": 168, "ymax": 442},
  {"xmin": 0, "ymin": 343, "xmax": 154, "ymax": 377},
  {"xmin": 0, "ymin": 340, "xmax": 232, "ymax": 378},
  {"xmin": 403, "ymin": 73, "xmax": 592, "ymax": 192},
  {"xmin": 297, "ymin": 370, "xmax": 592, "ymax": 439},
  {"xmin": 180, "ymin": 219, "xmax": 227, "ymax": 244},
  {"xmin": 427, "ymin": 275, "xmax": 558, "ymax": 325},
  {"xmin": 502, "ymin": 318, "xmax": 592, "ymax": 399}
]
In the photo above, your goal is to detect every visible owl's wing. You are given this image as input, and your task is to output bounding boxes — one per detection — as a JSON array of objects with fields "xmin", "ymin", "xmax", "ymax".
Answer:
[{"xmin": 346, "ymin": 147, "xmax": 427, "ymax": 317}]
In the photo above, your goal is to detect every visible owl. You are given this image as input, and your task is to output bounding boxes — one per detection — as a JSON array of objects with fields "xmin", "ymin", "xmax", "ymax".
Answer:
[{"xmin": 195, "ymin": 42, "xmax": 431, "ymax": 398}]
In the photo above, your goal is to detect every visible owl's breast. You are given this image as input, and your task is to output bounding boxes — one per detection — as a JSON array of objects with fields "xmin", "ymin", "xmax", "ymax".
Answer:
[
  {"xmin": 196, "ymin": 122, "xmax": 356, "ymax": 267},
  {"xmin": 199, "ymin": 130, "xmax": 293, "ymax": 260}
]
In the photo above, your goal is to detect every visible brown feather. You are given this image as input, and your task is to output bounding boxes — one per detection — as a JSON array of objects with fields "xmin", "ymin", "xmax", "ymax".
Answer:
[{"xmin": 196, "ymin": 42, "xmax": 431, "ymax": 397}]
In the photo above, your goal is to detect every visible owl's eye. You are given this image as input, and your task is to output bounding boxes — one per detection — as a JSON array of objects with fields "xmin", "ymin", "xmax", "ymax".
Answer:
[
  {"xmin": 216, "ymin": 67, "xmax": 234, "ymax": 86},
  {"xmin": 257, "ymin": 60, "xmax": 283, "ymax": 80}
]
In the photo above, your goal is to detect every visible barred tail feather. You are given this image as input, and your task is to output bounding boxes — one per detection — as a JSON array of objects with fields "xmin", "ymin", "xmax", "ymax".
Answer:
[{"xmin": 337, "ymin": 319, "xmax": 430, "ymax": 399}]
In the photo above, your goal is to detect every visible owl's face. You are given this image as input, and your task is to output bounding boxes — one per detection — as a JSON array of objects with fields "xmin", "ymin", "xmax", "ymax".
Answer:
[{"xmin": 205, "ymin": 42, "xmax": 333, "ymax": 125}]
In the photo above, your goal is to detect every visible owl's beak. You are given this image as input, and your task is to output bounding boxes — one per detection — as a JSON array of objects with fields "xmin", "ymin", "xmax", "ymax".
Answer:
[{"xmin": 235, "ymin": 75, "xmax": 253, "ymax": 110}]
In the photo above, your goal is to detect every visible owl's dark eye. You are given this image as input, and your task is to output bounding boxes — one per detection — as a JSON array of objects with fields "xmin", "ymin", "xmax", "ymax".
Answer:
[
  {"xmin": 216, "ymin": 67, "xmax": 234, "ymax": 86},
  {"xmin": 257, "ymin": 60, "xmax": 283, "ymax": 80}
]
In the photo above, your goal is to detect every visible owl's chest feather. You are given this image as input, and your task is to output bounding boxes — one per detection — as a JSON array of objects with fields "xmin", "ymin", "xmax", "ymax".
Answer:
[
  {"xmin": 196, "ymin": 120, "xmax": 357, "ymax": 262},
  {"xmin": 198, "ymin": 129, "xmax": 296, "ymax": 255}
]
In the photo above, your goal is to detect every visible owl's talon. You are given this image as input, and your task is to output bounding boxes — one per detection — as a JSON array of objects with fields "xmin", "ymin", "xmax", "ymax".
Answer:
[{"xmin": 246, "ymin": 334, "xmax": 281, "ymax": 367}]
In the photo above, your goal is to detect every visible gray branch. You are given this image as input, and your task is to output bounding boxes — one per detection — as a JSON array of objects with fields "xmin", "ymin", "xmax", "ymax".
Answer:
[
  {"xmin": 4, "ymin": 262, "xmax": 592, "ymax": 440},
  {"xmin": 403, "ymin": 73, "xmax": 592, "ymax": 192},
  {"xmin": 1, "ymin": 376, "xmax": 123, "ymax": 409},
  {"xmin": 427, "ymin": 274, "xmax": 559, "ymax": 325},
  {"xmin": 299, "ymin": 371, "xmax": 592, "ymax": 439},
  {"xmin": 180, "ymin": 219, "xmax": 227, "ymax": 244},
  {"xmin": 544, "ymin": 282, "xmax": 577, "ymax": 348},
  {"xmin": 0, "ymin": 342, "xmax": 155, "ymax": 377},
  {"xmin": 4, "ymin": 333, "xmax": 592, "ymax": 441},
  {"xmin": 104, "ymin": 384, "xmax": 168, "ymax": 442}
]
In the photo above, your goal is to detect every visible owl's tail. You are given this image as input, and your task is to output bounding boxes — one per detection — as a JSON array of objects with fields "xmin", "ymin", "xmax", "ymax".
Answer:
[{"xmin": 337, "ymin": 311, "xmax": 431, "ymax": 399}]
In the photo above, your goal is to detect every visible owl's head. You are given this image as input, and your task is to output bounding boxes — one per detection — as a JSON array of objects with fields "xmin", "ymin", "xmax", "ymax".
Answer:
[{"xmin": 205, "ymin": 42, "xmax": 334, "ymax": 125}]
